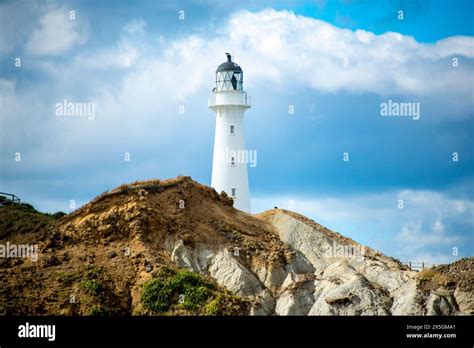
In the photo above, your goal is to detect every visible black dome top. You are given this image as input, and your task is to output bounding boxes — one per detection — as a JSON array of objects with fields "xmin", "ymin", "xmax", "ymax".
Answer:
[{"xmin": 216, "ymin": 53, "xmax": 242, "ymax": 72}]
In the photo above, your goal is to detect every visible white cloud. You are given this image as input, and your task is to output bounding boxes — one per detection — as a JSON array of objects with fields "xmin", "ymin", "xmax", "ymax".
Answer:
[
  {"xmin": 396, "ymin": 220, "xmax": 457, "ymax": 247},
  {"xmin": 221, "ymin": 9, "xmax": 474, "ymax": 99},
  {"xmin": 2, "ymin": 8, "xmax": 473, "ymax": 169},
  {"xmin": 1, "ymin": 8, "xmax": 473, "ymax": 267},
  {"xmin": 251, "ymin": 189, "xmax": 473, "ymax": 264},
  {"xmin": 23, "ymin": 8, "xmax": 474, "ymax": 98},
  {"xmin": 25, "ymin": 7, "xmax": 88, "ymax": 56},
  {"xmin": 0, "ymin": 1, "xmax": 38, "ymax": 54},
  {"xmin": 65, "ymin": 8, "xmax": 473, "ymax": 113},
  {"xmin": 122, "ymin": 19, "xmax": 146, "ymax": 35}
]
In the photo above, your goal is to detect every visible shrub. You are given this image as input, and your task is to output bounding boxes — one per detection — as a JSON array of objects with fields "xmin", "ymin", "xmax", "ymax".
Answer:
[
  {"xmin": 141, "ymin": 278, "xmax": 173, "ymax": 313},
  {"xmin": 168, "ymin": 269, "xmax": 204, "ymax": 291},
  {"xmin": 203, "ymin": 293, "xmax": 245, "ymax": 316},
  {"xmin": 418, "ymin": 269, "xmax": 436, "ymax": 282},
  {"xmin": 140, "ymin": 267, "xmax": 251, "ymax": 315},
  {"xmin": 52, "ymin": 211, "xmax": 67, "ymax": 219},
  {"xmin": 84, "ymin": 265, "xmax": 101, "ymax": 278},
  {"xmin": 141, "ymin": 269, "xmax": 211, "ymax": 313},
  {"xmin": 90, "ymin": 305, "xmax": 109, "ymax": 316},
  {"xmin": 204, "ymin": 299, "xmax": 220, "ymax": 316},
  {"xmin": 20, "ymin": 203, "xmax": 35, "ymax": 210},
  {"xmin": 418, "ymin": 268, "xmax": 452, "ymax": 287},
  {"xmin": 182, "ymin": 285, "xmax": 209, "ymax": 310},
  {"xmin": 81, "ymin": 279, "xmax": 104, "ymax": 295},
  {"xmin": 141, "ymin": 268, "xmax": 239, "ymax": 314}
]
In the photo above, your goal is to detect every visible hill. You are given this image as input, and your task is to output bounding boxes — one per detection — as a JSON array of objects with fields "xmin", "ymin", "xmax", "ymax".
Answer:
[{"xmin": 0, "ymin": 176, "xmax": 472, "ymax": 315}]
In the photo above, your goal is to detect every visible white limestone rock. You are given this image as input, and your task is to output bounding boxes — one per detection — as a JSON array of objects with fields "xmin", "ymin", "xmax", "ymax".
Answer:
[
  {"xmin": 308, "ymin": 261, "xmax": 391, "ymax": 315},
  {"xmin": 454, "ymin": 288, "xmax": 474, "ymax": 314},
  {"xmin": 275, "ymin": 279, "xmax": 316, "ymax": 315},
  {"xmin": 266, "ymin": 213, "xmax": 331, "ymax": 272},
  {"xmin": 251, "ymin": 289, "xmax": 276, "ymax": 315},
  {"xmin": 390, "ymin": 279, "xmax": 424, "ymax": 315},
  {"xmin": 426, "ymin": 293, "xmax": 458, "ymax": 315},
  {"xmin": 170, "ymin": 239, "xmax": 202, "ymax": 272},
  {"xmin": 208, "ymin": 248, "xmax": 263, "ymax": 296}
]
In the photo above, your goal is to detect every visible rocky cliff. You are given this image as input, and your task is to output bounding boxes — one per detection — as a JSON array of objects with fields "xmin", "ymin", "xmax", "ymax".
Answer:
[{"xmin": 0, "ymin": 176, "xmax": 472, "ymax": 315}]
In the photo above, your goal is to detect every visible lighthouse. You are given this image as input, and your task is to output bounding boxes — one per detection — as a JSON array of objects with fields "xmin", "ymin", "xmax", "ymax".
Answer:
[{"xmin": 209, "ymin": 53, "xmax": 251, "ymax": 212}]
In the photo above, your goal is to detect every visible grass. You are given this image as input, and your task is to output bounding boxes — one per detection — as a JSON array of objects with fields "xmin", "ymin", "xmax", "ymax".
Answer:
[
  {"xmin": 141, "ymin": 268, "xmax": 248, "ymax": 315},
  {"xmin": 90, "ymin": 305, "xmax": 111, "ymax": 316},
  {"xmin": 87, "ymin": 176, "xmax": 192, "ymax": 209},
  {"xmin": 0, "ymin": 202, "xmax": 55, "ymax": 239},
  {"xmin": 418, "ymin": 268, "xmax": 452, "ymax": 287},
  {"xmin": 0, "ymin": 201, "xmax": 67, "ymax": 239}
]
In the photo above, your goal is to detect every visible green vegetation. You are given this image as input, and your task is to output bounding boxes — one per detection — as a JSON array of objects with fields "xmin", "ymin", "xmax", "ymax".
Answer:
[
  {"xmin": 141, "ymin": 269, "xmax": 210, "ymax": 312},
  {"xmin": 79, "ymin": 265, "xmax": 106, "ymax": 295},
  {"xmin": 0, "ymin": 201, "xmax": 67, "ymax": 239},
  {"xmin": 75, "ymin": 265, "xmax": 125, "ymax": 315},
  {"xmin": 55, "ymin": 270, "xmax": 80, "ymax": 285},
  {"xmin": 141, "ymin": 268, "xmax": 249, "ymax": 315},
  {"xmin": 81, "ymin": 279, "xmax": 104, "ymax": 295},
  {"xmin": 51, "ymin": 211, "xmax": 67, "ymax": 219},
  {"xmin": 204, "ymin": 293, "xmax": 244, "ymax": 316},
  {"xmin": 141, "ymin": 278, "xmax": 173, "ymax": 312},
  {"xmin": 204, "ymin": 299, "xmax": 220, "ymax": 315},
  {"xmin": 0, "ymin": 202, "xmax": 53, "ymax": 239},
  {"xmin": 90, "ymin": 305, "xmax": 111, "ymax": 316},
  {"xmin": 83, "ymin": 264, "xmax": 101, "ymax": 278}
]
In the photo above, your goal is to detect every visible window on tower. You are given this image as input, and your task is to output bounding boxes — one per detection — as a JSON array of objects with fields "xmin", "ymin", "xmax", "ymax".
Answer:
[
  {"xmin": 230, "ymin": 125, "xmax": 235, "ymax": 134},
  {"xmin": 231, "ymin": 157, "xmax": 235, "ymax": 166},
  {"xmin": 233, "ymin": 71, "xmax": 242, "ymax": 90},
  {"xmin": 215, "ymin": 70, "xmax": 243, "ymax": 91},
  {"xmin": 231, "ymin": 188, "xmax": 236, "ymax": 197}
]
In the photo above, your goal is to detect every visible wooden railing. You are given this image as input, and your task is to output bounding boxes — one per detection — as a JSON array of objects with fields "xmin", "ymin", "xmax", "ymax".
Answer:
[
  {"xmin": 402, "ymin": 261, "xmax": 435, "ymax": 271},
  {"xmin": 0, "ymin": 192, "xmax": 21, "ymax": 205}
]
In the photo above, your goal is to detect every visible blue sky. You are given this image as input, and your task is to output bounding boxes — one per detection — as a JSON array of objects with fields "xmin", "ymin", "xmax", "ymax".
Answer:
[{"xmin": 0, "ymin": 0, "xmax": 473, "ymax": 264}]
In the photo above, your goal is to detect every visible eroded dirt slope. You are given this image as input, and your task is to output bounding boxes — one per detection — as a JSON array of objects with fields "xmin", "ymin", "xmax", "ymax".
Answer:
[{"xmin": 1, "ymin": 176, "xmax": 471, "ymax": 315}]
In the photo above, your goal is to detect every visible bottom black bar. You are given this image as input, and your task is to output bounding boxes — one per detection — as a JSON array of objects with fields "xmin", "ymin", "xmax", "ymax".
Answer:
[{"xmin": 0, "ymin": 315, "xmax": 472, "ymax": 346}]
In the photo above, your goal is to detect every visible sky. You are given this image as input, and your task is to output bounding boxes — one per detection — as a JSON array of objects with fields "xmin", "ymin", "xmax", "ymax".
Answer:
[{"xmin": 0, "ymin": 0, "xmax": 473, "ymax": 265}]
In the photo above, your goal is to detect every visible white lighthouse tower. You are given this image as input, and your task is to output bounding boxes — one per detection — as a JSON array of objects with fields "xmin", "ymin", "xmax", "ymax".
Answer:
[{"xmin": 209, "ymin": 53, "xmax": 251, "ymax": 212}]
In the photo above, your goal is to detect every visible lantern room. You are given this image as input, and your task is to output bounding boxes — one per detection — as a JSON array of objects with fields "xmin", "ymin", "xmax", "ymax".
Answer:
[{"xmin": 215, "ymin": 53, "xmax": 243, "ymax": 91}]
